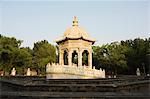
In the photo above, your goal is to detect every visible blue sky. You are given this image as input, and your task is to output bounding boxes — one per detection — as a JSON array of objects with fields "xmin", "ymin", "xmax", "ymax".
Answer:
[{"xmin": 0, "ymin": 0, "xmax": 149, "ymax": 48}]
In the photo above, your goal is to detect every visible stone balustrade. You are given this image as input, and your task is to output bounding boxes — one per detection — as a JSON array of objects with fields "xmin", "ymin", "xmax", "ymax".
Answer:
[{"xmin": 46, "ymin": 63, "xmax": 105, "ymax": 79}]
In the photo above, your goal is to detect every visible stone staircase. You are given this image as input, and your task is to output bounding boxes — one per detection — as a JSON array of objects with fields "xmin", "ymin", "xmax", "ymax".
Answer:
[{"xmin": 0, "ymin": 76, "xmax": 150, "ymax": 98}]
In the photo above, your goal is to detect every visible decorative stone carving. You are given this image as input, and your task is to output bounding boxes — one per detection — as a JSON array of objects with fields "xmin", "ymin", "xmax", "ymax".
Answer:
[
  {"xmin": 26, "ymin": 68, "xmax": 31, "ymax": 76},
  {"xmin": 11, "ymin": 68, "xmax": 16, "ymax": 76},
  {"xmin": 46, "ymin": 63, "xmax": 105, "ymax": 79},
  {"xmin": 136, "ymin": 68, "xmax": 141, "ymax": 76}
]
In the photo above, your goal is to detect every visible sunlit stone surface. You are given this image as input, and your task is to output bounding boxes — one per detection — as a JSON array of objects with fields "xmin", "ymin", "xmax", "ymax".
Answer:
[{"xmin": 46, "ymin": 63, "xmax": 105, "ymax": 79}]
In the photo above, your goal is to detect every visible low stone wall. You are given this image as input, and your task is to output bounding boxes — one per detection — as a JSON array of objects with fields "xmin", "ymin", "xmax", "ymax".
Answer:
[{"xmin": 46, "ymin": 63, "xmax": 105, "ymax": 79}]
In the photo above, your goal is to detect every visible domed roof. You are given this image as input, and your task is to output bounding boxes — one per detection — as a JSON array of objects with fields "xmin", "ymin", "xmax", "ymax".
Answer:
[{"xmin": 56, "ymin": 16, "xmax": 95, "ymax": 44}]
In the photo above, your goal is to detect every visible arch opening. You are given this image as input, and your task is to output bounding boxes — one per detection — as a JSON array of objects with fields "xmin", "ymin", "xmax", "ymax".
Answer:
[
  {"xmin": 72, "ymin": 50, "xmax": 78, "ymax": 66},
  {"xmin": 82, "ymin": 50, "xmax": 89, "ymax": 66},
  {"xmin": 63, "ymin": 50, "xmax": 68, "ymax": 65}
]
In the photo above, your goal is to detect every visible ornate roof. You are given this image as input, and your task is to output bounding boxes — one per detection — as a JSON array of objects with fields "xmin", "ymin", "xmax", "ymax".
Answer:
[{"xmin": 56, "ymin": 16, "xmax": 95, "ymax": 44}]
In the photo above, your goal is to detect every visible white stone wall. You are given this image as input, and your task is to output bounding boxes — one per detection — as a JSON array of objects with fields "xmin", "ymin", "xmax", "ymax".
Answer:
[{"xmin": 46, "ymin": 63, "xmax": 105, "ymax": 79}]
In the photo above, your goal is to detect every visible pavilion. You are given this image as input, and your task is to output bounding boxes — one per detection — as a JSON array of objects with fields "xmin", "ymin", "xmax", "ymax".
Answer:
[{"xmin": 46, "ymin": 16, "xmax": 105, "ymax": 79}]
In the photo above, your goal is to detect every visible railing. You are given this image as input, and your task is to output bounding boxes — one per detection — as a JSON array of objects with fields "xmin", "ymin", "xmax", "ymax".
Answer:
[{"xmin": 46, "ymin": 63, "xmax": 105, "ymax": 78}]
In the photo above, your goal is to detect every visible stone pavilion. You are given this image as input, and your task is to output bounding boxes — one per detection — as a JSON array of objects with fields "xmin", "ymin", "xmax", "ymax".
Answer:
[{"xmin": 46, "ymin": 16, "xmax": 105, "ymax": 79}]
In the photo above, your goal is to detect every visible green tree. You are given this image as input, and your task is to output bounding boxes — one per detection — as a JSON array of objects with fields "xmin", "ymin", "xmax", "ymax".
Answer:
[
  {"xmin": 93, "ymin": 42, "xmax": 127, "ymax": 75},
  {"xmin": 107, "ymin": 42, "xmax": 127, "ymax": 74},
  {"xmin": 122, "ymin": 38, "xmax": 150, "ymax": 75},
  {"xmin": 0, "ymin": 35, "xmax": 22, "ymax": 73},
  {"xmin": 14, "ymin": 47, "xmax": 32, "ymax": 74},
  {"xmin": 93, "ymin": 38, "xmax": 149, "ymax": 75},
  {"xmin": 32, "ymin": 40, "xmax": 56, "ymax": 75}
]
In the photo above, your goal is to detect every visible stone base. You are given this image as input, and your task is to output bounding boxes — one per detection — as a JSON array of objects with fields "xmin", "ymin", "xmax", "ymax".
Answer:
[
  {"xmin": 46, "ymin": 73, "xmax": 97, "ymax": 79},
  {"xmin": 46, "ymin": 63, "xmax": 105, "ymax": 79}
]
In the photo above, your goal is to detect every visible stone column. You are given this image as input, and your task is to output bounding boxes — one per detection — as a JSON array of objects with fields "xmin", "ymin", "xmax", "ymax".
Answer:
[
  {"xmin": 78, "ymin": 49, "xmax": 82, "ymax": 67},
  {"xmin": 88, "ymin": 50, "xmax": 92, "ymax": 69},
  {"xmin": 62, "ymin": 51, "xmax": 64, "ymax": 65},
  {"xmin": 59, "ymin": 50, "xmax": 64, "ymax": 65},
  {"xmin": 68, "ymin": 50, "xmax": 72, "ymax": 66}
]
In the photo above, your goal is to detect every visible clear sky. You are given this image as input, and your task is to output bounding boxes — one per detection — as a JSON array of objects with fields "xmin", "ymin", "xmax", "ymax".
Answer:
[{"xmin": 0, "ymin": 0, "xmax": 149, "ymax": 48}]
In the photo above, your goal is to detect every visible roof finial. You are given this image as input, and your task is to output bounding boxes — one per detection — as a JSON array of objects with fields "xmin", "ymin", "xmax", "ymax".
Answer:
[{"xmin": 73, "ymin": 16, "xmax": 78, "ymax": 26}]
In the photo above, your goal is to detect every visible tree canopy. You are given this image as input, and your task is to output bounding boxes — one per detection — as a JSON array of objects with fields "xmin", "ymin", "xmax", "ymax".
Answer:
[
  {"xmin": 93, "ymin": 38, "xmax": 150, "ymax": 75},
  {"xmin": 32, "ymin": 40, "xmax": 56, "ymax": 74},
  {"xmin": 0, "ymin": 35, "xmax": 56, "ymax": 75}
]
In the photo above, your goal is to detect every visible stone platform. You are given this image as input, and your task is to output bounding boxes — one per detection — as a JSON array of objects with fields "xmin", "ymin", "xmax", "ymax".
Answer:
[
  {"xmin": 46, "ymin": 63, "xmax": 105, "ymax": 79},
  {"xmin": 0, "ymin": 76, "xmax": 150, "ymax": 98}
]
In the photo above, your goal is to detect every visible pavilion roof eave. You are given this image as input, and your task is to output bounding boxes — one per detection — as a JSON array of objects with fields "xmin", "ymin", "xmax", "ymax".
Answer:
[{"xmin": 55, "ymin": 37, "xmax": 95, "ymax": 44}]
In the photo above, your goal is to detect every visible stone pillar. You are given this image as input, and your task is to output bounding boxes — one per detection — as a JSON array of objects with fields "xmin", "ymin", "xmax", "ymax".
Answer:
[
  {"xmin": 59, "ymin": 50, "xmax": 64, "ymax": 65},
  {"xmin": 88, "ymin": 50, "xmax": 92, "ymax": 69},
  {"xmin": 78, "ymin": 50, "xmax": 82, "ymax": 67},
  {"xmin": 62, "ymin": 51, "xmax": 64, "ymax": 65},
  {"xmin": 68, "ymin": 50, "xmax": 72, "ymax": 66},
  {"xmin": 59, "ymin": 50, "xmax": 61, "ymax": 65}
]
